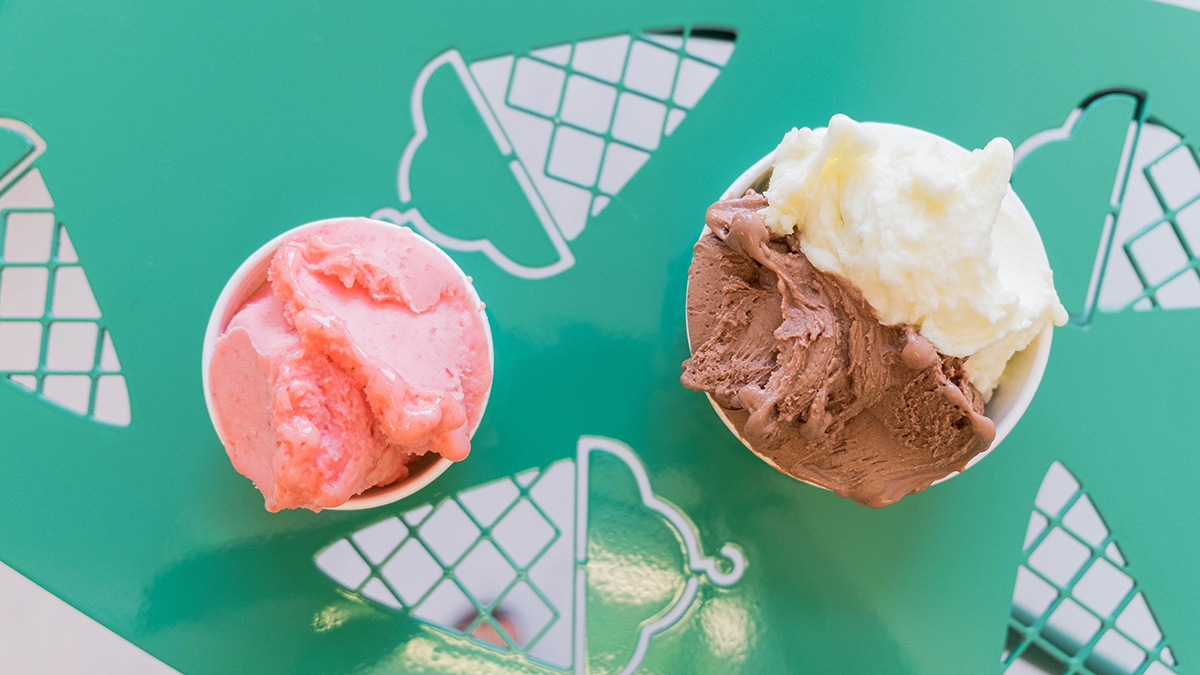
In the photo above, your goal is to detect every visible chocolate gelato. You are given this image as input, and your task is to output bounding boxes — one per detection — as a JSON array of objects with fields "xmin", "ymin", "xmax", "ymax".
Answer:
[{"xmin": 682, "ymin": 192, "xmax": 995, "ymax": 507}]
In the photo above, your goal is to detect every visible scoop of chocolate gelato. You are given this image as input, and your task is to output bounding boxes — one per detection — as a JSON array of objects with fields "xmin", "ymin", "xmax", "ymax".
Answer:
[{"xmin": 683, "ymin": 191, "xmax": 994, "ymax": 507}]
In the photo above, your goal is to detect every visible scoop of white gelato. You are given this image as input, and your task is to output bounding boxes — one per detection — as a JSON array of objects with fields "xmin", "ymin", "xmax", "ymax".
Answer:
[{"xmin": 761, "ymin": 114, "xmax": 1067, "ymax": 398}]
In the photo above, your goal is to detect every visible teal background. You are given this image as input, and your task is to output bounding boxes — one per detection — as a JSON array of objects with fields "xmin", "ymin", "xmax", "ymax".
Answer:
[{"xmin": 0, "ymin": 0, "xmax": 1197, "ymax": 673}]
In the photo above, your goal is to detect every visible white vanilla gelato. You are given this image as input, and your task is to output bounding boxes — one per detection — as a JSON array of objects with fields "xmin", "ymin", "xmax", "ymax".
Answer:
[{"xmin": 761, "ymin": 114, "xmax": 1067, "ymax": 398}]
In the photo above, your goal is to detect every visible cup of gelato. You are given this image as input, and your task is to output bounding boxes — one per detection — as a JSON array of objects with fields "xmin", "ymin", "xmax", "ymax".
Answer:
[
  {"xmin": 683, "ymin": 115, "xmax": 1066, "ymax": 507},
  {"xmin": 202, "ymin": 217, "xmax": 493, "ymax": 512}
]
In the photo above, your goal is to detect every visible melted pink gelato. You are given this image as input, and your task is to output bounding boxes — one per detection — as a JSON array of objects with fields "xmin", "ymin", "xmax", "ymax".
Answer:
[{"xmin": 209, "ymin": 219, "xmax": 491, "ymax": 511}]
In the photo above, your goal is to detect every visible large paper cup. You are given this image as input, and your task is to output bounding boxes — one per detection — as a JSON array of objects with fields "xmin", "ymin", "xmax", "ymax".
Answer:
[{"xmin": 686, "ymin": 123, "xmax": 1054, "ymax": 494}]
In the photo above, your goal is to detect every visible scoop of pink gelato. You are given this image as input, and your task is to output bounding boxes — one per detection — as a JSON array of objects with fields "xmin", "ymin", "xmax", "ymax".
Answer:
[{"xmin": 209, "ymin": 218, "xmax": 491, "ymax": 512}]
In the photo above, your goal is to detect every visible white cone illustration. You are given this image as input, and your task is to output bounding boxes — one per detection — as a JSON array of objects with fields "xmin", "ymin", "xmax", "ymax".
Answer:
[
  {"xmin": 374, "ymin": 27, "xmax": 737, "ymax": 279},
  {"xmin": 316, "ymin": 436, "xmax": 745, "ymax": 673},
  {"xmin": 1005, "ymin": 461, "xmax": 1177, "ymax": 675},
  {"xmin": 0, "ymin": 118, "xmax": 130, "ymax": 426},
  {"xmin": 1015, "ymin": 88, "xmax": 1200, "ymax": 323}
]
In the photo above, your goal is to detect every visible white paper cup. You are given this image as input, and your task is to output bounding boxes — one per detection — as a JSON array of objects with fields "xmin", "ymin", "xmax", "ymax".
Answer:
[
  {"xmin": 687, "ymin": 124, "xmax": 1054, "ymax": 494},
  {"xmin": 202, "ymin": 217, "xmax": 494, "ymax": 511}
]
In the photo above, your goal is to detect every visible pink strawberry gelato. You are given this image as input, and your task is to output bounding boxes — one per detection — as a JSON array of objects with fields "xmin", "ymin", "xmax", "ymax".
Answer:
[{"xmin": 208, "ymin": 218, "xmax": 492, "ymax": 512}]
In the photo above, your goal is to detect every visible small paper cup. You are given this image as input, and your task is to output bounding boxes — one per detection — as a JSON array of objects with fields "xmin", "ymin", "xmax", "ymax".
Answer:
[
  {"xmin": 201, "ymin": 217, "xmax": 493, "ymax": 511},
  {"xmin": 687, "ymin": 124, "xmax": 1054, "ymax": 492}
]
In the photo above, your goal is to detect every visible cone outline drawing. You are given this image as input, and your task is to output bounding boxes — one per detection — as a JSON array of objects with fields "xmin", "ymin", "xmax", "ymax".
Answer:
[
  {"xmin": 374, "ymin": 27, "xmax": 737, "ymax": 279},
  {"xmin": 316, "ymin": 435, "xmax": 746, "ymax": 674},
  {"xmin": 0, "ymin": 117, "xmax": 131, "ymax": 425},
  {"xmin": 1005, "ymin": 461, "xmax": 1177, "ymax": 674},
  {"xmin": 1015, "ymin": 88, "xmax": 1200, "ymax": 325}
]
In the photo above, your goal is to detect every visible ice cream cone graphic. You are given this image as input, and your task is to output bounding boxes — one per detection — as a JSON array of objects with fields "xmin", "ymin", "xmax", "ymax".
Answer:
[
  {"xmin": 373, "ymin": 26, "xmax": 737, "ymax": 279},
  {"xmin": 1005, "ymin": 461, "xmax": 1178, "ymax": 674},
  {"xmin": 315, "ymin": 436, "xmax": 746, "ymax": 673},
  {"xmin": 0, "ymin": 118, "xmax": 130, "ymax": 425},
  {"xmin": 1014, "ymin": 88, "xmax": 1200, "ymax": 326}
]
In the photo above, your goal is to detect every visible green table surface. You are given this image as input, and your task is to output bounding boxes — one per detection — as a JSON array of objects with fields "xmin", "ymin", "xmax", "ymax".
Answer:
[{"xmin": 0, "ymin": 0, "xmax": 1197, "ymax": 673}]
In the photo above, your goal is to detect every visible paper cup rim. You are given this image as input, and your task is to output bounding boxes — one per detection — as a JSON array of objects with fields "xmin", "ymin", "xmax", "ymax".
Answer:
[
  {"xmin": 201, "ymin": 216, "xmax": 494, "ymax": 511},
  {"xmin": 692, "ymin": 124, "xmax": 1054, "ymax": 496}
]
